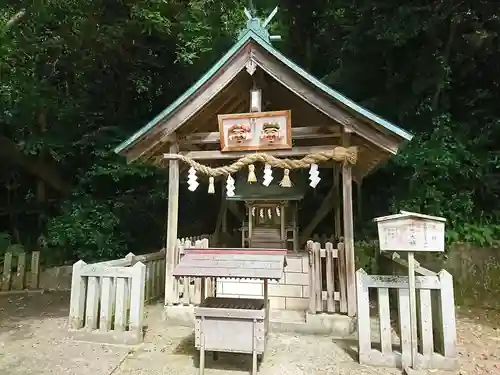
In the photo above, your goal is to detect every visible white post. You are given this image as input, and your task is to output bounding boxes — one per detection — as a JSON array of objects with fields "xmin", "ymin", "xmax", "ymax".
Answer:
[
  {"xmin": 407, "ymin": 251, "xmax": 418, "ymax": 369},
  {"xmin": 129, "ymin": 262, "xmax": 146, "ymax": 341},
  {"xmin": 69, "ymin": 260, "xmax": 87, "ymax": 330}
]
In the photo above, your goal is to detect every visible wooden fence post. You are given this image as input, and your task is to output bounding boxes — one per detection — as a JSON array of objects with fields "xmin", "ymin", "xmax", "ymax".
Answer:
[
  {"xmin": 307, "ymin": 240, "xmax": 315, "ymax": 314},
  {"xmin": 13, "ymin": 253, "xmax": 26, "ymax": 290},
  {"xmin": 129, "ymin": 262, "xmax": 146, "ymax": 341},
  {"xmin": 69, "ymin": 260, "xmax": 87, "ymax": 330},
  {"xmin": 356, "ymin": 269, "xmax": 371, "ymax": 361},
  {"xmin": 30, "ymin": 251, "xmax": 40, "ymax": 289},
  {"xmin": 2, "ymin": 253, "xmax": 12, "ymax": 291},
  {"xmin": 435, "ymin": 270, "xmax": 457, "ymax": 358}
]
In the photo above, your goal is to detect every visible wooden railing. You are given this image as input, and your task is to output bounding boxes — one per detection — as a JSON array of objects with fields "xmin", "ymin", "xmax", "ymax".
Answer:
[
  {"xmin": 1, "ymin": 251, "xmax": 41, "ymax": 293},
  {"xmin": 356, "ymin": 254, "xmax": 458, "ymax": 371},
  {"xmin": 68, "ymin": 250, "xmax": 165, "ymax": 345},
  {"xmin": 306, "ymin": 241, "xmax": 348, "ymax": 314},
  {"xmin": 173, "ymin": 237, "xmax": 212, "ymax": 305}
]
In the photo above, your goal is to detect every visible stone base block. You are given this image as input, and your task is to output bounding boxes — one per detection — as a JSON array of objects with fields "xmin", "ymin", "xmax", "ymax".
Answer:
[
  {"xmin": 304, "ymin": 312, "xmax": 355, "ymax": 337},
  {"xmin": 269, "ymin": 309, "xmax": 355, "ymax": 337},
  {"xmin": 164, "ymin": 305, "xmax": 195, "ymax": 327}
]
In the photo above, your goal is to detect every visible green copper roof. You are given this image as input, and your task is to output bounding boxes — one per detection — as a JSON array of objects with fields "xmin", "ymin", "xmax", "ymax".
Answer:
[{"xmin": 115, "ymin": 15, "xmax": 412, "ymax": 155}]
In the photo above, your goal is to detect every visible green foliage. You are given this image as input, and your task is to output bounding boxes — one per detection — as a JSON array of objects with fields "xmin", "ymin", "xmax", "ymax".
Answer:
[{"xmin": 0, "ymin": 0, "xmax": 499, "ymax": 263}]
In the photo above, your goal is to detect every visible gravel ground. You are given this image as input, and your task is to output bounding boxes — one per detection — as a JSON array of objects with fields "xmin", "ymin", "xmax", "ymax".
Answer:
[{"xmin": 0, "ymin": 292, "xmax": 499, "ymax": 375}]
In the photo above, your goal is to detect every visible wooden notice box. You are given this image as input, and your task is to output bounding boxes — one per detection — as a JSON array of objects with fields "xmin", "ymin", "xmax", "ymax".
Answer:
[{"xmin": 373, "ymin": 211, "xmax": 446, "ymax": 252}]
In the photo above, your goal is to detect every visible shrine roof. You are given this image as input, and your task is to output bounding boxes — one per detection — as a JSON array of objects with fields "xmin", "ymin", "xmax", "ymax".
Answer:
[{"xmin": 114, "ymin": 19, "xmax": 412, "ymax": 158}]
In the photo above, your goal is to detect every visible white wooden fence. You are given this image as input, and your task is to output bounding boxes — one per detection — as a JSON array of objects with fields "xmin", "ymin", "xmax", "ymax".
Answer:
[
  {"xmin": 1, "ymin": 251, "xmax": 40, "ymax": 292},
  {"xmin": 172, "ymin": 237, "xmax": 213, "ymax": 305},
  {"xmin": 307, "ymin": 240, "xmax": 348, "ymax": 314},
  {"xmin": 68, "ymin": 250, "xmax": 165, "ymax": 345},
  {"xmin": 356, "ymin": 256, "xmax": 458, "ymax": 370}
]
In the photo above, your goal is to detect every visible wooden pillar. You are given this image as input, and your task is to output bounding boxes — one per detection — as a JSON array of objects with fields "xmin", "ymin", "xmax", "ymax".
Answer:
[
  {"xmin": 333, "ymin": 165, "xmax": 342, "ymax": 242},
  {"xmin": 222, "ymin": 202, "xmax": 228, "ymax": 233},
  {"xmin": 292, "ymin": 202, "xmax": 299, "ymax": 252},
  {"xmin": 248, "ymin": 203, "xmax": 253, "ymax": 245},
  {"xmin": 342, "ymin": 129, "xmax": 356, "ymax": 317},
  {"xmin": 280, "ymin": 203, "xmax": 286, "ymax": 244},
  {"xmin": 165, "ymin": 141, "xmax": 180, "ymax": 306}
]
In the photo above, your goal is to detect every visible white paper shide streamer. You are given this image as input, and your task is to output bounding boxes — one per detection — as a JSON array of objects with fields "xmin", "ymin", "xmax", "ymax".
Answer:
[
  {"xmin": 262, "ymin": 164, "xmax": 273, "ymax": 187},
  {"xmin": 187, "ymin": 167, "xmax": 199, "ymax": 192},
  {"xmin": 226, "ymin": 174, "xmax": 235, "ymax": 197},
  {"xmin": 308, "ymin": 163, "xmax": 321, "ymax": 188}
]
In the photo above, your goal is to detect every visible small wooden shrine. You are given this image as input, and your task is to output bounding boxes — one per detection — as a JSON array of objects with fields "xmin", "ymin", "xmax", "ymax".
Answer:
[{"xmin": 114, "ymin": 7, "xmax": 413, "ymax": 318}]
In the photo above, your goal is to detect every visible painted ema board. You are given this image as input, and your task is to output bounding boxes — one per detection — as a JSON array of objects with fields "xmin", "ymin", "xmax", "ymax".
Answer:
[
  {"xmin": 218, "ymin": 110, "xmax": 292, "ymax": 152},
  {"xmin": 374, "ymin": 211, "xmax": 446, "ymax": 252}
]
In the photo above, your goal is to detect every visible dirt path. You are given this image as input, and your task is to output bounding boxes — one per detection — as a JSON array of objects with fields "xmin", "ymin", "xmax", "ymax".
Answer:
[{"xmin": 0, "ymin": 292, "xmax": 499, "ymax": 374}]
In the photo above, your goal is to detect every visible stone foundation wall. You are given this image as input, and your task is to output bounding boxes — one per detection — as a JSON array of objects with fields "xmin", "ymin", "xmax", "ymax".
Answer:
[{"xmin": 216, "ymin": 253, "xmax": 309, "ymax": 311}]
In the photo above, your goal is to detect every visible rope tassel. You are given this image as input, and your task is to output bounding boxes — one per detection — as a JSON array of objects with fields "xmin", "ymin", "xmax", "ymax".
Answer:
[
  {"xmin": 247, "ymin": 164, "xmax": 257, "ymax": 183},
  {"xmin": 208, "ymin": 177, "xmax": 215, "ymax": 194},
  {"xmin": 280, "ymin": 169, "xmax": 292, "ymax": 187}
]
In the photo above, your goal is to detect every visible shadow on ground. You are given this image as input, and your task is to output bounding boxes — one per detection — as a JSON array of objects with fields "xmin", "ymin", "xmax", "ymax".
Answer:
[{"xmin": 173, "ymin": 331, "xmax": 261, "ymax": 373}]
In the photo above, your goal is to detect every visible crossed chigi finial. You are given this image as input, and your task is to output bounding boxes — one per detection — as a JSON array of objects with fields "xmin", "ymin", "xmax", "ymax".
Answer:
[{"xmin": 242, "ymin": 4, "xmax": 281, "ymax": 42}]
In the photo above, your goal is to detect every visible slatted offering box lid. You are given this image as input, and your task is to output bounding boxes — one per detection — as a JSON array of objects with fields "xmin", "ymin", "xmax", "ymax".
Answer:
[
  {"xmin": 173, "ymin": 248, "xmax": 287, "ymax": 280},
  {"xmin": 373, "ymin": 211, "xmax": 446, "ymax": 252}
]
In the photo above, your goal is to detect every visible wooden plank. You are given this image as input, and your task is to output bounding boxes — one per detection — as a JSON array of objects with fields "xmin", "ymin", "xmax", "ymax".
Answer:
[
  {"xmin": 418, "ymin": 289, "xmax": 434, "ymax": 358},
  {"xmin": 13, "ymin": 253, "xmax": 25, "ymax": 290},
  {"xmin": 129, "ymin": 262, "xmax": 146, "ymax": 338},
  {"xmin": 183, "ymin": 248, "xmax": 286, "ymax": 255},
  {"xmin": 163, "ymin": 145, "xmax": 347, "ymax": 161},
  {"xmin": 251, "ymin": 48, "xmax": 401, "ymax": 155},
  {"xmin": 165, "ymin": 142, "xmax": 180, "ymax": 305},
  {"xmin": 85, "ymin": 276, "xmax": 100, "ymax": 330},
  {"xmin": 385, "ymin": 253, "xmax": 437, "ymax": 276},
  {"xmin": 307, "ymin": 241, "xmax": 315, "ymax": 314},
  {"xmin": 362, "ymin": 274, "xmax": 441, "ymax": 290},
  {"xmin": 337, "ymin": 242, "xmax": 348, "ymax": 313},
  {"xmin": 333, "ymin": 165, "xmax": 341, "ymax": 240},
  {"xmin": 182, "ymin": 277, "xmax": 191, "ymax": 305},
  {"xmin": 99, "ymin": 277, "xmax": 114, "ymax": 332},
  {"xmin": 2, "ymin": 252, "xmax": 12, "ymax": 291},
  {"xmin": 313, "ymin": 242, "xmax": 322, "ymax": 312},
  {"xmin": 398, "ymin": 288, "xmax": 412, "ymax": 368},
  {"xmin": 68, "ymin": 260, "xmax": 87, "ymax": 330},
  {"xmin": 377, "ymin": 287, "xmax": 392, "ymax": 354},
  {"xmin": 174, "ymin": 266, "xmax": 284, "ymax": 280},
  {"xmin": 180, "ymin": 126, "xmax": 341, "ymax": 144},
  {"xmin": 437, "ymin": 270, "xmax": 457, "ymax": 358},
  {"xmin": 80, "ymin": 265, "xmax": 135, "ymax": 278},
  {"xmin": 114, "ymin": 277, "xmax": 128, "ymax": 332},
  {"xmin": 325, "ymin": 242, "xmax": 335, "ymax": 313},
  {"xmin": 30, "ymin": 251, "xmax": 40, "ymax": 289},
  {"xmin": 342, "ymin": 129, "xmax": 356, "ymax": 317},
  {"xmin": 356, "ymin": 269, "xmax": 371, "ymax": 355}
]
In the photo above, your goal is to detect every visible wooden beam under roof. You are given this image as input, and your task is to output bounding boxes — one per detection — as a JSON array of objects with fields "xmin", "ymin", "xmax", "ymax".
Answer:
[{"xmin": 178, "ymin": 126, "xmax": 341, "ymax": 145}]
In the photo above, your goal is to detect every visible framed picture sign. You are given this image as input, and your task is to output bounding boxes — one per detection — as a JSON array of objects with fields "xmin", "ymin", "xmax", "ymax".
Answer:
[{"xmin": 218, "ymin": 110, "xmax": 292, "ymax": 152}]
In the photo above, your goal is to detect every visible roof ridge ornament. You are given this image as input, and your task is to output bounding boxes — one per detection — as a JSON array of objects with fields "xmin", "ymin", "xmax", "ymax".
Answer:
[{"xmin": 238, "ymin": 6, "xmax": 281, "ymax": 44}]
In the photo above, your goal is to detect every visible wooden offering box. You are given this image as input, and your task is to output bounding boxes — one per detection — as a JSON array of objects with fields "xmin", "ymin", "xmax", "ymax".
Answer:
[
  {"xmin": 195, "ymin": 297, "xmax": 266, "ymax": 355},
  {"xmin": 173, "ymin": 247, "xmax": 287, "ymax": 375}
]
